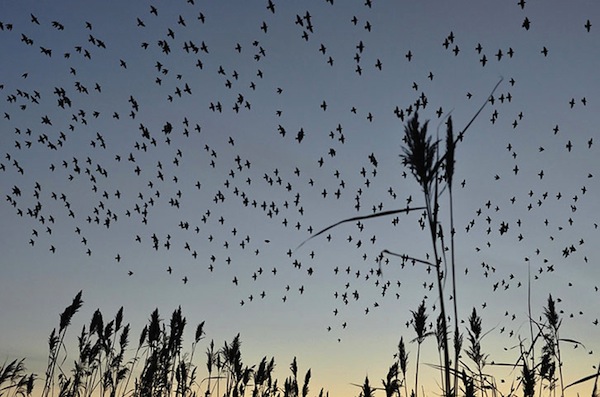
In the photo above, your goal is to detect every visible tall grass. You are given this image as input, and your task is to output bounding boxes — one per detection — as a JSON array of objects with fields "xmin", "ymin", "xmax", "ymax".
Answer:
[
  {"xmin": 409, "ymin": 300, "xmax": 432, "ymax": 397},
  {"xmin": 300, "ymin": 79, "xmax": 599, "ymax": 397},
  {"xmin": 3, "ymin": 268, "xmax": 600, "ymax": 397},
  {"xmin": 5, "ymin": 290, "xmax": 324, "ymax": 397},
  {"xmin": 401, "ymin": 111, "xmax": 453, "ymax": 397},
  {"xmin": 0, "ymin": 358, "xmax": 34, "ymax": 397},
  {"xmin": 42, "ymin": 290, "xmax": 84, "ymax": 397},
  {"xmin": 369, "ymin": 108, "xmax": 598, "ymax": 396}
]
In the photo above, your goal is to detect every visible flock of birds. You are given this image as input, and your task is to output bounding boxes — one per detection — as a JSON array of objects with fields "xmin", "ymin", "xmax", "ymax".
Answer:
[{"xmin": 1, "ymin": 0, "xmax": 598, "ymax": 354}]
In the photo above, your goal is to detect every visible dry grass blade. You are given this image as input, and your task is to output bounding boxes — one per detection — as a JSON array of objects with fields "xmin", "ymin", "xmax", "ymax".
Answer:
[
  {"xmin": 295, "ymin": 206, "xmax": 426, "ymax": 251},
  {"xmin": 381, "ymin": 250, "xmax": 434, "ymax": 267},
  {"xmin": 454, "ymin": 77, "xmax": 503, "ymax": 142},
  {"xmin": 558, "ymin": 338, "xmax": 585, "ymax": 347},
  {"xmin": 563, "ymin": 365, "xmax": 600, "ymax": 391},
  {"xmin": 426, "ymin": 77, "xmax": 504, "ymax": 178}
]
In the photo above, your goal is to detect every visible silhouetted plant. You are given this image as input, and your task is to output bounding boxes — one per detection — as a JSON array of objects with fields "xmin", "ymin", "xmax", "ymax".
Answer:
[
  {"xmin": 9, "ymin": 271, "xmax": 600, "ymax": 397},
  {"xmin": 444, "ymin": 112, "xmax": 461, "ymax": 396},
  {"xmin": 522, "ymin": 361, "xmax": 536, "ymax": 397},
  {"xmin": 538, "ymin": 343, "xmax": 556, "ymax": 396},
  {"xmin": 381, "ymin": 362, "xmax": 401, "ymax": 397},
  {"xmin": 410, "ymin": 300, "xmax": 432, "ymax": 397},
  {"xmin": 397, "ymin": 337, "xmax": 409, "ymax": 397},
  {"xmin": 464, "ymin": 308, "xmax": 488, "ymax": 395},
  {"xmin": 204, "ymin": 340, "xmax": 217, "ymax": 397},
  {"xmin": 401, "ymin": 111, "xmax": 462, "ymax": 397},
  {"xmin": 135, "ymin": 306, "xmax": 203, "ymax": 397},
  {"xmin": 356, "ymin": 376, "xmax": 375, "ymax": 397},
  {"xmin": 297, "ymin": 79, "xmax": 504, "ymax": 397},
  {"xmin": 42, "ymin": 290, "xmax": 83, "ymax": 397},
  {"xmin": 542, "ymin": 295, "xmax": 563, "ymax": 396},
  {"xmin": 31, "ymin": 291, "xmax": 327, "ymax": 397},
  {"xmin": 283, "ymin": 357, "xmax": 312, "ymax": 397},
  {"xmin": 0, "ymin": 358, "xmax": 35, "ymax": 397},
  {"xmin": 401, "ymin": 113, "xmax": 439, "ymax": 192},
  {"xmin": 251, "ymin": 356, "xmax": 276, "ymax": 397},
  {"xmin": 460, "ymin": 370, "xmax": 475, "ymax": 397}
]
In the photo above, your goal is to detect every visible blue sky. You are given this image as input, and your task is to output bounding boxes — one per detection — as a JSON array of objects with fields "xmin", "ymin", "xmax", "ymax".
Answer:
[{"xmin": 1, "ymin": 1, "xmax": 599, "ymax": 396}]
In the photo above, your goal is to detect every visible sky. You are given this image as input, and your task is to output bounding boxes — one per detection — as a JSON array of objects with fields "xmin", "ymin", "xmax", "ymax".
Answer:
[{"xmin": 1, "ymin": 1, "xmax": 599, "ymax": 396}]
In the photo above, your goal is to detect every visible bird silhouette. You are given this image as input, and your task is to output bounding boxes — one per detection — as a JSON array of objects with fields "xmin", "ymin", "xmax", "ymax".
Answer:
[{"xmin": 0, "ymin": 1, "xmax": 597, "ymax": 371}]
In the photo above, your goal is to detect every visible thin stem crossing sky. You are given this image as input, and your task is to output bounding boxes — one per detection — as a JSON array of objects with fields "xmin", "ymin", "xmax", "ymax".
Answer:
[{"xmin": 1, "ymin": 1, "xmax": 599, "ymax": 396}]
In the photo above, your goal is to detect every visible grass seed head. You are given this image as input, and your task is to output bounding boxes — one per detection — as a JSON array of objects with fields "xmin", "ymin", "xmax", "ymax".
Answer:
[
  {"xmin": 401, "ymin": 112, "xmax": 439, "ymax": 192},
  {"xmin": 544, "ymin": 294, "xmax": 560, "ymax": 332},
  {"xmin": 445, "ymin": 116, "xmax": 455, "ymax": 186},
  {"xmin": 59, "ymin": 290, "xmax": 83, "ymax": 332}
]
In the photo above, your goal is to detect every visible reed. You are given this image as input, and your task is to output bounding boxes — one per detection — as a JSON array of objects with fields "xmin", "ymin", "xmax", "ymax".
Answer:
[
  {"xmin": 4, "ymin": 287, "xmax": 600, "ymax": 397},
  {"xmin": 0, "ymin": 358, "xmax": 34, "ymax": 397},
  {"xmin": 298, "ymin": 79, "xmax": 600, "ymax": 397},
  {"xmin": 13, "ymin": 290, "xmax": 321, "ymax": 397},
  {"xmin": 409, "ymin": 300, "xmax": 432, "ymax": 397}
]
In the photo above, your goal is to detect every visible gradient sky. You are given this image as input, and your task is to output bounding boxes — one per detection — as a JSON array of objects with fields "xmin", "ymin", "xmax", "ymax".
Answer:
[{"xmin": 1, "ymin": 1, "xmax": 599, "ymax": 396}]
